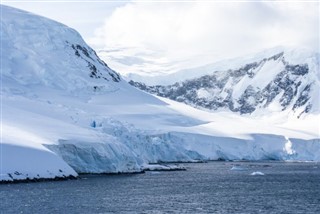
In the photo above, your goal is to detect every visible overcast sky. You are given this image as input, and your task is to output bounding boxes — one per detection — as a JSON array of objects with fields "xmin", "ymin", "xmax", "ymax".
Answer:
[{"xmin": 2, "ymin": 0, "xmax": 320, "ymax": 76}]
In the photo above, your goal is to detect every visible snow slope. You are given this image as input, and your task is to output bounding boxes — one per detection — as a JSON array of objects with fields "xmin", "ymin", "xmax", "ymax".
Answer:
[{"xmin": 1, "ymin": 5, "xmax": 319, "ymax": 182}]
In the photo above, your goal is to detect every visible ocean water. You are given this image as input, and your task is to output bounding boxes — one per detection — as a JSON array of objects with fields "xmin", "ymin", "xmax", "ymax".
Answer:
[{"xmin": 1, "ymin": 161, "xmax": 320, "ymax": 213}]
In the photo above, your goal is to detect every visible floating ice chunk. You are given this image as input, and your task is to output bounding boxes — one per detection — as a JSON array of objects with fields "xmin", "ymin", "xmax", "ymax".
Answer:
[
  {"xmin": 230, "ymin": 165, "xmax": 247, "ymax": 171},
  {"xmin": 250, "ymin": 171, "xmax": 265, "ymax": 176},
  {"xmin": 143, "ymin": 164, "xmax": 186, "ymax": 171}
]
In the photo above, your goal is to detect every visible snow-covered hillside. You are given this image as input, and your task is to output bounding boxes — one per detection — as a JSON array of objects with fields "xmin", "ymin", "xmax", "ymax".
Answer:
[
  {"xmin": 1, "ymin": 5, "xmax": 319, "ymax": 182},
  {"xmin": 130, "ymin": 50, "xmax": 320, "ymax": 118},
  {"xmin": 0, "ymin": 5, "xmax": 203, "ymax": 181}
]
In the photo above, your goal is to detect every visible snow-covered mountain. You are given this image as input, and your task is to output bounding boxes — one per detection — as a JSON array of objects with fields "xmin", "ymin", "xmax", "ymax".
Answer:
[
  {"xmin": 1, "ymin": 5, "xmax": 319, "ymax": 182},
  {"xmin": 130, "ymin": 50, "xmax": 320, "ymax": 118},
  {"xmin": 1, "ymin": 5, "xmax": 205, "ymax": 182}
]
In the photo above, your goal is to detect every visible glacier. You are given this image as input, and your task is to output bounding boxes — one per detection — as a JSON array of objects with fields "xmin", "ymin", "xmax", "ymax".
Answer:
[{"xmin": 1, "ymin": 5, "xmax": 319, "ymax": 182}]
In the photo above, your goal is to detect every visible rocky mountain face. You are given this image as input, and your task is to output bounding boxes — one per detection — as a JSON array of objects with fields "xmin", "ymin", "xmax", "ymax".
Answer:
[
  {"xmin": 130, "ymin": 52, "xmax": 319, "ymax": 117},
  {"xmin": 70, "ymin": 43, "xmax": 121, "ymax": 82}
]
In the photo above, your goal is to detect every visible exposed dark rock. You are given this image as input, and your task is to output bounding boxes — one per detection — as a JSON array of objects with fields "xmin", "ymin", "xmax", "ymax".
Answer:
[
  {"xmin": 293, "ymin": 84, "xmax": 311, "ymax": 110},
  {"xmin": 69, "ymin": 42, "xmax": 121, "ymax": 82},
  {"xmin": 286, "ymin": 64, "xmax": 309, "ymax": 76},
  {"xmin": 0, "ymin": 175, "xmax": 77, "ymax": 184}
]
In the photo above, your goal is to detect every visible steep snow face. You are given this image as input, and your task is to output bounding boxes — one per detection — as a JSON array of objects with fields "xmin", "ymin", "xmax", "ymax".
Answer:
[
  {"xmin": 130, "ymin": 51, "xmax": 320, "ymax": 117},
  {"xmin": 1, "ymin": 5, "xmax": 121, "ymax": 95}
]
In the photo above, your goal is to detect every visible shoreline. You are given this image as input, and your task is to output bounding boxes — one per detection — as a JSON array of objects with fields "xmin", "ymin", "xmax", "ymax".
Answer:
[{"xmin": 2, "ymin": 160, "xmax": 318, "ymax": 184}]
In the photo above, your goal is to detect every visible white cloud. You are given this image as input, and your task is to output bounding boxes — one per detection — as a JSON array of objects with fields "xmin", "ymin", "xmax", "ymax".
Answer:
[
  {"xmin": 2, "ymin": 1, "xmax": 127, "ymax": 40},
  {"xmin": 90, "ymin": 1, "xmax": 319, "ymax": 76}
]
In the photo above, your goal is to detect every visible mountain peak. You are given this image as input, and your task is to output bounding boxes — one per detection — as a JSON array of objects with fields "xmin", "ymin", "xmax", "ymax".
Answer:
[{"xmin": 1, "ymin": 5, "xmax": 121, "ymax": 95}]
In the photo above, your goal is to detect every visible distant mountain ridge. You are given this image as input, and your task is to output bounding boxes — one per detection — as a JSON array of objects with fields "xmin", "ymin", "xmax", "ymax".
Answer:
[{"xmin": 130, "ymin": 51, "xmax": 320, "ymax": 117}]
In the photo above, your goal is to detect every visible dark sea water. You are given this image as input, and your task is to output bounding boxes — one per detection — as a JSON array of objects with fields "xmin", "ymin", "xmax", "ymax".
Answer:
[{"xmin": 1, "ymin": 161, "xmax": 320, "ymax": 214}]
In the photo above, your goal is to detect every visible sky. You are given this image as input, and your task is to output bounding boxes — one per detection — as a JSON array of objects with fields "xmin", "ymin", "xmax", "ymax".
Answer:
[{"xmin": 2, "ymin": 0, "xmax": 320, "ymax": 77}]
